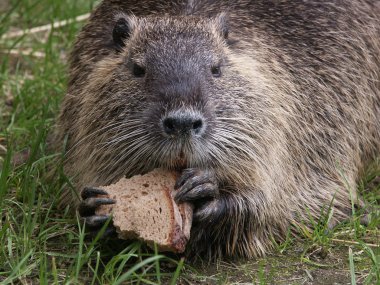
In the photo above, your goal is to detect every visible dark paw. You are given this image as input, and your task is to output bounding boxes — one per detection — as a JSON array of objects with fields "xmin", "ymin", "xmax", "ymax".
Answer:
[
  {"xmin": 174, "ymin": 169, "xmax": 218, "ymax": 202},
  {"xmin": 79, "ymin": 186, "xmax": 116, "ymax": 238},
  {"xmin": 174, "ymin": 169, "xmax": 225, "ymax": 223}
]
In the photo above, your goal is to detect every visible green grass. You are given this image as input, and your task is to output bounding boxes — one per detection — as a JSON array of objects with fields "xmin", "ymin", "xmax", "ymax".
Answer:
[{"xmin": 0, "ymin": 1, "xmax": 379, "ymax": 284}]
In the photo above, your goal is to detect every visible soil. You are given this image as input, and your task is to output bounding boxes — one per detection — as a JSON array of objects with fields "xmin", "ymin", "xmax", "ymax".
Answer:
[{"xmin": 177, "ymin": 242, "xmax": 374, "ymax": 285}]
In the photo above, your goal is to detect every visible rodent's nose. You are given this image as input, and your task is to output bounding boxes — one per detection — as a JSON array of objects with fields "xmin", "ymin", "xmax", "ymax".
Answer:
[{"xmin": 162, "ymin": 114, "xmax": 205, "ymax": 137}]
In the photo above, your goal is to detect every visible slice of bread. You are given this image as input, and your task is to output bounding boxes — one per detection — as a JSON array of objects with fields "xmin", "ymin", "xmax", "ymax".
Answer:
[{"xmin": 95, "ymin": 169, "xmax": 193, "ymax": 253}]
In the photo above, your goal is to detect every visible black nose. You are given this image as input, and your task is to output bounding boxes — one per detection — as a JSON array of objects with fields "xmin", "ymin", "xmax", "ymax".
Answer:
[{"xmin": 162, "ymin": 114, "xmax": 205, "ymax": 137}]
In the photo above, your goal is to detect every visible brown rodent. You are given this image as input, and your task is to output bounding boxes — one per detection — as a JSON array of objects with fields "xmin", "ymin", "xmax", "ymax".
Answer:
[{"xmin": 54, "ymin": 0, "xmax": 380, "ymax": 259}]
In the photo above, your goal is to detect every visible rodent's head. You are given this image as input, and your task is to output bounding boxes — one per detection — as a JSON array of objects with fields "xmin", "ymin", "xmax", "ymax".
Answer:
[
  {"xmin": 78, "ymin": 13, "xmax": 268, "ymax": 182},
  {"xmin": 113, "ymin": 14, "xmax": 228, "ymax": 136},
  {"xmin": 114, "ymin": 14, "xmax": 227, "ymax": 138}
]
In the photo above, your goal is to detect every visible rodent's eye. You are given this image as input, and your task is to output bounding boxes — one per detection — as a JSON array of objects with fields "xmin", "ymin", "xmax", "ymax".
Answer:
[
  {"xmin": 133, "ymin": 63, "xmax": 146, "ymax": 77},
  {"xmin": 211, "ymin": 66, "xmax": 222, "ymax": 77}
]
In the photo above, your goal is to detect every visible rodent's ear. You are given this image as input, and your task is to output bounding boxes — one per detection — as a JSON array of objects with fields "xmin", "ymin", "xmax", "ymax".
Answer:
[
  {"xmin": 213, "ymin": 12, "xmax": 229, "ymax": 40},
  {"xmin": 112, "ymin": 13, "xmax": 137, "ymax": 51}
]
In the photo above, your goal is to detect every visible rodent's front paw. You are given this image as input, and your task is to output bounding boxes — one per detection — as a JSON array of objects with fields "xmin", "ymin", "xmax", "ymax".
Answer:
[
  {"xmin": 174, "ymin": 168, "xmax": 223, "ymax": 222},
  {"xmin": 78, "ymin": 187, "xmax": 116, "ymax": 237},
  {"xmin": 174, "ymin": 168, "xmax": 218, "ymax": 202}
]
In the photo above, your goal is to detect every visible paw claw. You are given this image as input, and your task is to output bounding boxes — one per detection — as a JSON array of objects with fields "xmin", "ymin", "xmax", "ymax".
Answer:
[
  {"xmin": 174, "ymin": 168, "xmax": 196, "ymax": 189},
  {"xmin": 86, "ymin": 223, "xmax": 117, "ymax": 239},
  {"xmin": 102, "ymin": 226, "xmax": 117, "ymax": 238},
  {"xmin": 87, "ymin": 197, "xmax": 115, "ymax": 208},
  {"xmin": 175, "ymin": 169, "xmax": 218, "ymax": 203},
  {"xmin": 79, "ymin": 197, "xmax": 115, "ymax": 216},
  {"xmin": 79, "ymin": 186, "xmax": 117, "ymax": 239},
  {"xmin": 81, "ymin": 187, "xmax": 109, "ymax": 199},
  {"xmin": 175, "ymin": 183, "xmax": 218, "ymax": 203},
  {"xmin": 84, "ymin": 215, "xmax": 111, "ymax": 227}
]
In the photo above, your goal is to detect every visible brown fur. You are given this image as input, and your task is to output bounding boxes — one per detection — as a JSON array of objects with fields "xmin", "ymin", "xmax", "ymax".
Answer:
[{"xmin": 54, "ymin": 0, "xmax": 380, "ymax": 259}]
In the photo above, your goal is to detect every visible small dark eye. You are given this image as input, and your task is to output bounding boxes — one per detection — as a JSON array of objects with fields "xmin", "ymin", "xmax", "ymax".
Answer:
[
  {"xmin": 211, "ymin": 66, "xmax": 221, "ymax": 77},
  {"xmin": 133, "ymin": 63, "xmax": 146, "ymax": 77}
]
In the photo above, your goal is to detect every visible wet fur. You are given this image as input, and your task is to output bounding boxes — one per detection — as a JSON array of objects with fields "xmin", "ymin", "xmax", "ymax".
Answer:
[{"xmin": 55, "ymin": 0, "xmax": 380, "ymax": 259}]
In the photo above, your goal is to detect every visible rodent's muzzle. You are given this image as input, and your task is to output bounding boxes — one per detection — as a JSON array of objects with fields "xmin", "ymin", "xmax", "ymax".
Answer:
[{"xmin": 161, "ymin": 110, "xmax": 206, "ymax": 138}]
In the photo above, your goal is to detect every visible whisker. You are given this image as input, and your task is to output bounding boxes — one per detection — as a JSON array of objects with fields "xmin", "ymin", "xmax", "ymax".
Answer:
[{"xmin": 65, "ymin": 121, "xmax": 125, "ymax": 156}]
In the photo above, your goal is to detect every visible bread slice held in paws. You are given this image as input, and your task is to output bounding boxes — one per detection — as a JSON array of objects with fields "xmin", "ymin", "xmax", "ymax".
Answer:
[{"xmin": 95, "ymin": 169, "xmax": 193, "ymax": 253}]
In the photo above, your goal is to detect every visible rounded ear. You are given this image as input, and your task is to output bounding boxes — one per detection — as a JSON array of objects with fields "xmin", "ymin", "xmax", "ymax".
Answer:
[
  {"xmin": 214, "ymin": 12, "xmax": 229, "ymax": 39},
  {"xmin": 112, "ymin": 13, "xmax": 137, "ymax": 50}
]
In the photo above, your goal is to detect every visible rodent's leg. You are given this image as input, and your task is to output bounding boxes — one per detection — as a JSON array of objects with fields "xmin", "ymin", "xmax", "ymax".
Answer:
[
  {"xmin": 174, "ymin": 168, "xmax": 222, "ymax": 222},
  {"xmin": 78, "ymin": 187, "xmax": 116, "ymax": 237}
]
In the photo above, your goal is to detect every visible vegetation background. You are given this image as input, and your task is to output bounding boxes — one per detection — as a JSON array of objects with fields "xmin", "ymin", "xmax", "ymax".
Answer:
[{"xmin": 0, "ymin": 0, "xmax": 379, "ymax": 284}]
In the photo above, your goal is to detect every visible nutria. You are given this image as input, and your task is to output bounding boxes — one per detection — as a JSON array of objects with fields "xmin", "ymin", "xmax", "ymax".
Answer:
[{"xmin": 54, "ymin": 0, "xmax": 380, "ymax": 259}]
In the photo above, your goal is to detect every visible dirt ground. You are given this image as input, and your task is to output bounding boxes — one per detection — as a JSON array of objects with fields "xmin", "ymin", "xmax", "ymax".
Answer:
[{"xmin": 175, "ymin": 242, "xmax": 376, "ymax": 285}]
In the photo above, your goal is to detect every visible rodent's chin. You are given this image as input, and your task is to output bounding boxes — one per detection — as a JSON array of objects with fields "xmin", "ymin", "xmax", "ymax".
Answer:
[
  {"xmin": 173, "ymin": 151, "xmax": 188, "ymax": 170},
  {"xmin": 161, "ymin": 158, "xmax": 188, "ymax": 172},
  {"xmin": 156, "ymin": 145, "xmax": 197, "ymax": 171}
]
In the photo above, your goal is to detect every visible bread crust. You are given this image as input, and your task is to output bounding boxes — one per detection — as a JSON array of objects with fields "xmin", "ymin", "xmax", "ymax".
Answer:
[{"xmin": 96, "ymin": 169, "xmax": 193, "ymax": 253}]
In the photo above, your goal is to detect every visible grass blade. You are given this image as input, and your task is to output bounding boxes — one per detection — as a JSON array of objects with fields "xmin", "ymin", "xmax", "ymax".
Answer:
[
  {"xmin": 170, "ymin": 257, "xmax": 184, "ymax": 285},
  {"xmin": 114, "ymin": 255, "xmax": 165, "ymax": 285},
  {"xmin": 349, "ymin": 247, "xmax": 356, "ymax": 285}
]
